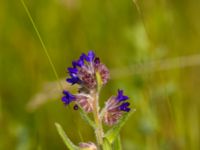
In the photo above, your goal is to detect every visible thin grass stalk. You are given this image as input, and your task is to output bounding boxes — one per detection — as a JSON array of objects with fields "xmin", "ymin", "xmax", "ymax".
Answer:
[{"xmin": 20, "ymin": 0, "xmax": 63, "ymax": 90}]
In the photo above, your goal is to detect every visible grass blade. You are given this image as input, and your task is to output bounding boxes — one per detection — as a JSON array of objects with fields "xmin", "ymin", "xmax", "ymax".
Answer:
[{"xmin": 20, "ymin": 0, "xmax": 63, "ymax": 90}]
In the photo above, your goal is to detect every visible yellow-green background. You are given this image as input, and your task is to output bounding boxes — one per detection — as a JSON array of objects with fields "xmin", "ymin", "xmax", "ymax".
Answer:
[{"xmin": 1, "ymin": 0, "xmax": 200, "ymax": 149}]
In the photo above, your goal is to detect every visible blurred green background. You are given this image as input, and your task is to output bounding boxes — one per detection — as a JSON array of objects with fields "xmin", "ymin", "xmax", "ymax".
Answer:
[{"xmin": 1, "ymin": 0, "xmax": 200, "ymax": 149}]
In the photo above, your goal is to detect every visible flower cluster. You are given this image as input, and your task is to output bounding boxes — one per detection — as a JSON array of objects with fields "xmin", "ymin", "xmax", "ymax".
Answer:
[
  {"xmin": 103, "ymin": 89, "xmax": 130, "ymax": 126},
  {"xmin": 62, "ymin": 50, "xmax": 131, "ymax": 125},
  {"xmin": 57, "ymin": 50, "xmax": 133, "ymax": 149},
  {"xmin": 66, "ymin": 50, "xmax": 109, "ymax": 89}
]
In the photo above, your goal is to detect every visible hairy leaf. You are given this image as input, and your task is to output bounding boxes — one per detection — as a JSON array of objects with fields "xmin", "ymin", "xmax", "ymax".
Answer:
[
  {"xmin": 105, "ymin": 110, "xmax": 135, "ymax": 143},
  {"xmin": 55, "ymin": 122, "xmax": 79, "ymax": 150},
  {"xmin": 113, "ymin": 136, "xmax": 122, "ymax": 150},
  {"xmin": 102, "ymin": 138, "xmax": 112, "ymax": 150}
]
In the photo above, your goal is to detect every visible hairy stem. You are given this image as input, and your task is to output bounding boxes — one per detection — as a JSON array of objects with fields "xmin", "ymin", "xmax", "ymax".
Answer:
[{"xmin": 92, "ymin": 91, "xmax": 104, "ymax": 147}]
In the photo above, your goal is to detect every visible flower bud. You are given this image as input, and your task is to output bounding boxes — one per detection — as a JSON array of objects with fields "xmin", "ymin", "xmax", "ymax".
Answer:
[{"xmin": 79, "ymin": 142, "xmax": 97, "ymax": 150}]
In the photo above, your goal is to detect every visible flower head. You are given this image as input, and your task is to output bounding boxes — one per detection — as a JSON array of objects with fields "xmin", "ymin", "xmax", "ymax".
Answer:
[
  {"xmin": 66, "ymin": 50, "xmax": 110, "ymax": 90},
  {"xmin": 62, "ymin": 51, "xmax": 110, "ymax": 111},
  {"xmin": 103, "ymin": 89, "xmax": 131, "ymax": 126},
  {"xmin": 62, "ymin": 51, "xmax": 131, "ymax": 119}
]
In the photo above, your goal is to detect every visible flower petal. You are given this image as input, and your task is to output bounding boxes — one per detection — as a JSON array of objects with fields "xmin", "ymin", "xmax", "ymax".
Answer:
[
  {"xmin": 119, "ymin": 102, "xmax": 130, "ymax": 112},
  {"xmin": 66, "ymin": 76, "xmax": 80, "ymax": 84},
  {"xmin": 68, "ymin": 67, "xmax": 78, "ymax": 74},
  {"xmin": 117, "ymin": 89, "xmax": 129, "ymax": 101},
  {"xmin": 86, "ymin": 50, "xmax": 95, "ymax": 62},
  {"xmin": 62, "ymin": 90, "xmax": 76, "ymax": 105}
]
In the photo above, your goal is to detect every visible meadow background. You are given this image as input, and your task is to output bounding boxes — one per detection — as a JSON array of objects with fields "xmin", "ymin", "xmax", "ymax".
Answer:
[{"xmin": 1, "ymin": 0, "xmax": 200, "ymax": 149}]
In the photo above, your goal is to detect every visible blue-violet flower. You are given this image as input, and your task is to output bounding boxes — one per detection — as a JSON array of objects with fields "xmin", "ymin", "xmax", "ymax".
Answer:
[{"xmin": 62, "ymin": 90, "xmax": 76, "ymax": 105}]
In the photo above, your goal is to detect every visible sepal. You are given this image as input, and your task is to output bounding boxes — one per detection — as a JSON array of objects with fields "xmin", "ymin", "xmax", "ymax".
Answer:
[
  {"xmin": 104, "ymin": 110, "xmax": 135, "ymax": 143},
  {"xmin": 102, "ymin": 138, "xmax": 112, "ymax": 150}
]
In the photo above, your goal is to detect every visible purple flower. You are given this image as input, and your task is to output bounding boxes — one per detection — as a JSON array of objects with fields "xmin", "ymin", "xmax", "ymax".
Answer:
[
  {"xmin": 66, "ymin": 50, "xmax": 110, "ymax": 89},
  {"xmin": 116, "ymin": 89, "xmax": 129, "ymax": 102},
  {"xmin": 67, "ymin": 67, "xmax": 78, "ymax": 74},
  {"xmin": 119, "ymin": 102, "xmax": 130, "ymax": 112},
  {"xmin": 76, "ymin": 54, "xmax": 85, "ymax": 67},
  {"xmin": 62, "ymin": 90, "xmax": 76, "ymax": 105},
  {"xmin": 103, "ymin": 89, "xmax": 131, "ymax": 126},
  {"xmin": 86, "ymin": 51, "xmax": 95, "ymax": 62},
  {"xmin": 66, "ymin": 73, "xmax": 80, "ymax": 85}
]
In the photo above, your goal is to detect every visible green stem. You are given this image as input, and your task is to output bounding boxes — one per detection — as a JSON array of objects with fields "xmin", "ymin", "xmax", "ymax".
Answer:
[{"xmin": 92, "ymin": 91, "xmax": 104, "ymax": 148}]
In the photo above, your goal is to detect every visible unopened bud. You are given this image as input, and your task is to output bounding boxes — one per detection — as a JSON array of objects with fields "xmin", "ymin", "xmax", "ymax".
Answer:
[{"xmin": 79, "ymin": 142, "xmax": 97, "ymax": 150}]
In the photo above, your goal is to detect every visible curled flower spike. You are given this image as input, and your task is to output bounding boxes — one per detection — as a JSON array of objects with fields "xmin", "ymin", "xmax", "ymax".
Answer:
[
  {"xmin": 66, "ymin": 50, "xmax": 110, "ymax": 90},
  {"xmin": 62, "ymin": 51, "xmax": 110, "ymax": 112},
  {"xmin": 103, "ymin": 89, "xmax": 131, "ymax": 126}
]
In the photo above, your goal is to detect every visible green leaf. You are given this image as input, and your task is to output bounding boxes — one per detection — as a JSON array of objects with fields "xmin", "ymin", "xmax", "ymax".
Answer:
[
  {"xmin": 55, "ymin": 122, "xmax": 79, "ymax": 150},
  {"xmin": 79, "ymin": 107, "xmax": 96, "ymax": 129},
  {"xmin": 113, "ymin": 136, "xmax": 122, "ymax": 150},
  {"xmin": 102, "ymin": 138, "xmax": 112, "ymax": 150},
  {"xmin": 105, "ymin": 110, "xmax": 135, "ymax": 143}
]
